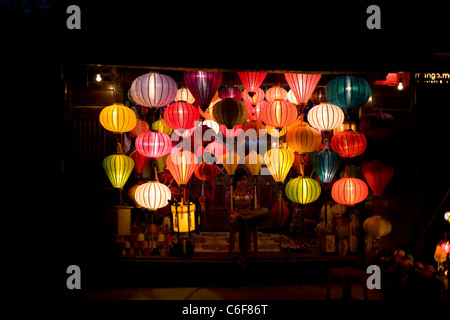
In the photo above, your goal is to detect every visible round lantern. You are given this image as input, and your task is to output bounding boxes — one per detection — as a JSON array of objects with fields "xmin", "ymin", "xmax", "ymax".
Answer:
[
  {"xmin": 128, "ymin": 184, "xmax": 142, "ymax": 208},
  {"xmin": 265, "ymin": 86, "xmax": 288, "ymax": 102},
  {"xmin": 103, "ymin": 153, "xmax": 135, "ymax": 189},
  {"xmin": 130, "ymin": 72, "xmax": 178, "ymax": 108},
  {"xmin": 261, "ymin": 100, "xmax": 298, "ymax": 128},
  {"xmin": 286, "ymin": 123, "xmax": 322, "ymax": 154},
  {"xmin": 151, "ymin": 117, "xmax": 173, "ymax": 136},
  {"xmin": 134, "ymin": 181, "xmax": 171, "ymax": 211},
  {"xmin": 310, "ymin": 87, "xmax": 327, "ymax": 105},
  {"xmin": 243, "ymin": 88, "xmax": 265, "ymax": 106},
  {"xmin": 363, "ymin": 215, "xmax": 392, "ymax": 239},
  {"xmin": 175, "ymin": 87, "xmax": 195, "ymax": 104},
  {"xmin": 135, "ymin": 131, "xmax": 172, "ymax": 159},
  {"xmin": 244, "ymin": 120, "xmax": 266, "ymax": 139},
  {"xmin": 237, "ymin": 72, "xmax": 267, "ymax": 94},
  {"xmin": 307, "ymin": 103, "xmax": 345, "ymax": 132},
  {"xmin": 362, "ymin": 160, "xmax": 394, "ymax": 196},
  {"xmin": 194, "ymin": 161, "xmax": 218, "ymax": 182},
  {"xmin": 331, "ymin": 176, "xmax": 369, "ymax": 206},
  {"xmin": 99, "ymin": 103, "xmax": 137, "ymax": 134},
  {"xmin": 184, "ymin": 71, "xmax": 223, "ymax": 111},
  {"xmin": 325, "ymin": 75, "xmax": 371, "ymax": 110},
  {"xmin": 311, "ymin": 146, "xmax": 341, "ymax": 185},
  {"xmin": 284, "ymin": 73, "xmax": 322, "ymax": 106},
  {"xmin": 129, "ymin": 119, "xmax": 150, "ymax": 137},
  {"xmin": 264, "ymin": 146, "xmax": 294, "ymax": 183},
  {"xmin": 245, "ymin": 100, "xmax": 267, "ymax": 122},
  {"xmin": 359, "ymin": 111, "xmax": 395, "ymax": 140},
  {"xmin": 163, "ymin": 101, "xmax": 200, "ymax": 130},
  {"xmin": 330, "ymin": 130, "xmax": 367, "ymax": 158},
  {"xmin": 212, "ymin": 98, "xmax": 248, "ymax": 129},
  {"xmin": 285, "ymin": 176, "xmax": 322, "ymax": 205},
  {"xmin": 166, "ymin": 150, "xmax": 198, "ymax": 187},
  {"xmin": 219, "ymin": 86, "xmax": 242, "ymax": 101}
]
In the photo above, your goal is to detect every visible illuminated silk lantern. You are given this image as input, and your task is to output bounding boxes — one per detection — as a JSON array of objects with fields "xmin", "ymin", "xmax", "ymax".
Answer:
[
  {"xmin": 331, "ymin": 176, "xmax": 369, "ymax": 206},
  {"xmin": 130, "ymin": 72, "xmax": 178, "ymax": 108},
  {"xmin": 285, "ymin": 176, "xmax": 321, "ymax": 205},
  {"xmin": 103, "ymin": 149, "xmax": 134, "ymax": 190},
  {"xmin": 194, "ymin": 161, "xmax": 218, "ymax": 182},
  {"xmin": 287, "ymin": 89, "xmax": 298, "ymax": 105},
  {"xmin": 284, "ymin": 73, "xmax": 322, "ymax": 107},
  {"xmin": 155, "ymin": 153, "xmax": 169, "ymax": 173},
  {"xmin": 151, "ymin": 117, "xmax": 173, "ymax": 136},
  {"xmin": 202, "ymin": 119, "xmax": 220, "ymax": 135},
  {"xmin": 265, "ymin": 86, "xmax": 288, "ymax": 102},
  {"xmin": 135, "ymin": 131, "xmax": 172, "ymax": 159},
  {"xmin": 286, "ymin": 123, "xmax": 322, "ymax": 154},
  {"xmin": 129, "ymin": 119, "xmax": 149, "ymax": 138},
  {"xmin": 311, "ymin": 146, "xmax": 341, "ymax": 185},
  {"xmin": 243, "ymin": 88, "xmax": 265, "ymax": 106},
  {"xmin": 238, "ymin": 72, "xmax": 267, "ymax": 95},
  {"xmin": 330, "ymin": 130, "xmax": 367, "ymax": 158},
  {"xmin": 166, "ymin": 150, "xmax": 198, "ymax": 187},
  {"xmin": 245, "ymin": 100, "xmax": 267, "ymax": 122},
  {"xmin": 271, "ymin": 191, "xmax": 290, "ymax": 226},
  {"xmin": 222, "ymin": 152, "xmax": 240, "ymax": 176},
  {"xmin": 212, "ymin": 98, "xmax": 248, "ymax": 129},
  {"xmin": 219, "ymin": 86, "xmax": 242, "ymax": 101},
  {"xmin": 219, "ymin": 124, "xmax": 244, "ymax": 138},
  {"xmin": 363, "ymin": 215, "xmax": 392, "ymax": 240},
  {"xmin": 130, "ymin": 149, "xmax": 149, "ymax": 175},
  {"xmin": 134, "ymin": 181, "xmax": 171, "ymax": 211},
  {"xmin": 171, "ymin": 198, "xmax": 196, "ymax": 233},
  {"xmin": 307, "ymin": 103, "xmax": 345, "ymax": 132},
  {"xmin": 325, "ymin": 75, "xmax": 371, "ymax": 110},
  {"xmin": 163, "ymin": 101, "xmax": 200, "ymax": 130},
  {"xmin": 261, "ymin": 100, "xmax": 298, "ymax": 128},
  {"xmin": 99, "ymin": 103, "xmax": 137, "ymax": 134},
  {"xmin": 359, "ymin": 111, "xmax": 395, "ymax": 140},
  {"xmin": 264, "ymin": 146, "xmax": 294, "ymax": 183},
  {"xmin": 245, "ymin": 150, "xmax": 264, "ymax": 176},
  {"xmin": 175, "ymin": 87, "xmax": 195, "ymax": 104},
  {"xmin": 128, "ymin": 184, "xmax": 142, "ymax": 208},
  {"xmin": 184, "ymin": 71, "xmax": 223, "ymax": 111},
  {"xmin": 362, "ymin": 160, "xmax": 394, "ymax": 196},
  {"xmin": 244, "ymin": 120, "xmax": 266, "ymax": 139}
]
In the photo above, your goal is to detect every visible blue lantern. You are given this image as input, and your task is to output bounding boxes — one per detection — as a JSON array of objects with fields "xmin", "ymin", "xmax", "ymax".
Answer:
[
  {"xmin": 325, "ymin": 75, "xmax": 371, "ymax": 110},
  {"xmin": 311, "ymin": 145, "xmax": 341, "ymax": 185}
]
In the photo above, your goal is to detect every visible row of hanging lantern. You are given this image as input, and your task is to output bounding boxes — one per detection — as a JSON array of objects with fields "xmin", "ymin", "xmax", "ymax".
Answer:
[{"xmin": 99, "ymin": 69, "xmax": 396, "ymax": 238}]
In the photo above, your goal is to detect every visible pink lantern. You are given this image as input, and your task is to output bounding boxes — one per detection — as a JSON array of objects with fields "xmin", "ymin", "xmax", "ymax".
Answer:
[
  {"xmin": 265, "ymin": 86, "xmax": 288, "ymax": 102},
  {"xmin": 184, "ymin": 71, "xmax": 223, "ymax": 111},
  {"xmin": 163, "ymin": 101, "xmax": 200, "ymax": 130},
  {"xmin": 245, "ymin": 100, "xmax": 267, "ymax": 122},
  {"xmin": 219, "ymin": 86, "xmax": 242, "ymax": 101},
  {"xmin": 130, "ymin": 72, "xmax": 178, "ymax": 108},
  {"xmin": 219, "ymin": 124, "xmax": 244, "ymax": 138},
  {"xmin": 243, "ymin": 88, "xmax": 265, "ymax": 106},
  {"xmin": 135, "ymin": 131, "xmax": 172, "ymax": 159},
  {"xmin": 284, "ymin": 73, "xmax": 322, "ymax": 107},
  {"xmin": 261, "ymin": 100, "xmax": 298, "ymax": 128}
]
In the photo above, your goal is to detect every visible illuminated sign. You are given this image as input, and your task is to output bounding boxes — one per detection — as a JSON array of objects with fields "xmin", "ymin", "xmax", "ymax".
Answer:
[{"xmin": 414, "ymin": 72, "xmax": 450, "ymax": 86}]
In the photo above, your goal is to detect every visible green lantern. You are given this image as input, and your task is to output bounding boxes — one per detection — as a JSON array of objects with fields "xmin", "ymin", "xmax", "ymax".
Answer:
[
  {"xmin": 285, "ymin": 176, "xmax": 321, "ymax": 205},
  {"xmin": 103, "ymin": 144, "xmax": 134, "ymax": 189}
]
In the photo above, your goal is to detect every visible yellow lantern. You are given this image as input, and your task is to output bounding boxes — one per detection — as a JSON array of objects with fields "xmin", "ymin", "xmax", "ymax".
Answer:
[
  {"xmin": 264, "ymin": 145, "xmax": 294, "ymax": 183},
  {"xmin": 99, "ymin": 103, "xmax": 137, "ymax": 134},
  {"xmin": 285, "ymin": 176, "xmax": 322, "ymax": 205},
  {"xmin": 152, "ymin": 117, "xmax": 173, "ymax": 136},
  {"xmin": 222, "ymin": 152, "xmax": 240, "ymax": 176},
  {"xmin": 103, "ymin": 147, "xmax": 134, "ymax": 190},
  {"xmin": 245, "ymin": 150, "xmax": 263, "ymax": 176},
  {"xmin": 363, "ymin": 215, "xmax": 392, "ymax": 240},
  {"xmin": 171, "ymin": 198, "xmax": 196, "ymax": 233},
  {"xmin": 286, "ymin": 122, "xmax": 322, "ymax": 154}
]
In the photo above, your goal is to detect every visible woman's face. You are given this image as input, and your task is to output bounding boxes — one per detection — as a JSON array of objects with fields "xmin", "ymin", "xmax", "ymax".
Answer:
[{"xmin": 236, "ymin": 175, "xmax": 248, "ymax": 188}]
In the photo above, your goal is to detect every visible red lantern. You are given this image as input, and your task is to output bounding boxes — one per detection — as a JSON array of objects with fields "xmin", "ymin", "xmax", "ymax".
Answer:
[
  {"xmin": 331, "ymin": 176, "xmax": 369, "ymax": 206},
  {"xmin": 362, "ymin": 160, "xmax": 394, "ymax": 196},
  {"xmin": 245, "ymin": 100, "xmax": 267, "ymax": 122},
  {"xmin": 237, "ymin": 72, "xmax": 267, "ymax": 94},
  {"xmin": 135, "ymin": 131, "xmax": 172, "ymax": 159},
  {"xmin": 130, "ymin": 149, "xmax": 149, "ymax": 174},
  {"xmin": 163, "ymin": 101, "xmax": 200, "ymax": 130},
  {"xmin": 284, "ymin": 73, "xmax": 322, "ymax": 107},
  {"xmin": 243, "ymin": 88, "xmax": 265, "ymax": 106},
  {"xmin": 219, "ymin": 86, "xmax": 242, "ymax": 101},
  {"xmin": 194, "ymin": 162, "xmax": 218, "ymax": 182},
  {"xmin": 271, "ymin": 195, "xmax": 290, "ymax": 227},
  {"xmin": 331, "ymin": 130, "xmax": 367, "ymax": 158},
  {"xmin": 219, "ymin": 124, "xmax": 244, "ymax": 138},
  {"xmin": 261, "ymin": 100, "xmax": 298, "ymax": 128},
  {"xmin": 359, "ymin": 111, "xmax": 395, "ymax": 140},
  {"xmin": 129, "ymin": 119, "xmax": 150, "ymax": 138}
]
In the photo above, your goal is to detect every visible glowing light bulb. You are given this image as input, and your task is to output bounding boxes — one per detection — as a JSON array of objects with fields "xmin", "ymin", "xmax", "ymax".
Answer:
[
  {"xmin": 397, "ymin": 78, "xmax": 404, "ymax": 90},
  {"xmin": 96, "ymin": 74, "xmax": 102, "ymax": 82}
]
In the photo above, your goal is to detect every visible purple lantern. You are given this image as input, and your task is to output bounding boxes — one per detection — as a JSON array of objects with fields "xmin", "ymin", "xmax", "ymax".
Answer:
[
  {"xmin": 184, "ymin": 71, "xmax": 223, "ymax": 111},
  {"xmin": 130, "ymin": 72, "xmax": 178, "ymax": 108},
  {"xmin": 219, "ymin": 86, "xmax": 242, "ymax": 101}
]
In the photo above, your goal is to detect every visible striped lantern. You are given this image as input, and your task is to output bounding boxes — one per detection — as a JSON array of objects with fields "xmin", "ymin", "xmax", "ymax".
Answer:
[
  {"xmin": 194, "ymin": 161, "xmax": 219, "ymax": 182},
  {"xmin": 166, "ymin": 150, "xmax": 198, "ymax": 187},
  {"xmin": 245, "ymin": 100, "xmax": 267, "ymax": 122},
  {"xmin": 362, "ymin": 160, "xmax": 394, "ymax": 196},
  {"xmin": 175, "ymin": 87, "xmax": 196, "ymax": 104},
  {"xmin": 135, "ymin": 131, "xmax": 172, "ymax": 159},
  {"xmin": 163, "ymin": 101, "xmax": 200, "ymax": 130},
  {"xmin": 151, "ymin": 117, "xmax": 173, "ymax": 136},
  {"xmin": 284, "ymin": 73, "xmax": 322, "ymax": 106},
  {"xmin": 264, "ymin": 146, "xmax": 294, "ymax": 183},
  {"xmin": 99, "ymin": 103, "xmax": 137, "ymax": 134},
  {"xmin": 245, "ymin": 151, "xmax": 264, "ymax": 176},
  {"xmin": 330, "ymin": 130, "xmax": 367, "ymax": 158},
  {"xmin": 243, "ymin": 88, "xmax": 265, "ymax": 106},
  {"xmin": 129, "ymin": 119, "xmax": 149, "ymax": 138},
  {"xmin": 311, "ymin": 146, "xmax": 341, "ymax": 185},
  {"xmin": 130, "ymin": 149, "xmax": 149, "ymax": 174},
  {"xmin": 261, "ymin": 100, "xmax": 298, "ymax": 128},
  {"xmin": 212, "ymin": 98, "xmax": 248, "ymax": 129},
  {"xmin": 325, "ymin": 75, "xmax": 371, "ymax": 110},
  {"xmin": 286, "ymin": 123, "xmax": 322, "ymax": 154},
  {"xmin": 184, "ymin": 71, "xmax": 223, "ymax": 111},
  {"xmin": 285, "ymin": 176, "xmax": 322, "ymax": 205},
  {"xmin": 307, "ymin": 103, "xmax": 345, "ymax": 132},
  {"xmin": 237, "ymin": 72, "xmax": 267, "ymax": 94},
  {"xmin": 265, "ymin": 86, "xmax": 288, "ymax": 102},
  {"xmin": 103, "ymin": 153, "xmax": 134, "ymax": 189},
  {"xmin": 331, "ymin": 176, "xmax": 368, "ymax": 206},
  {"xmin": 244, "ymin": 120, "xmax": 266, "ymax": 139},
  {"xmin": 134, "ymin": 181, "xmax": 171, "ymax": 211},
  {"xmin": 130, "ymin": 72, "xmax": 178, "ymax": 108},
  {"xmin": 219, "ymin": 86, "xmax": 242, "ymax": 101}
]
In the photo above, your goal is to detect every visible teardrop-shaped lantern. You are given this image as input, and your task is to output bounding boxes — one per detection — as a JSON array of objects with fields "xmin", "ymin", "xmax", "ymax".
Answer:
[
  {"xmin": 134, "ymin": 181, "xmax": 171, "ymax": 211},
  {"xmin": 130, "ymin": 72, "xmax": 178, "ymax": 108},
  {"xmin": 212, "ymin": 98, "xmax": 248, "ymax": 129},
  {"xmin": 163, "ymin": 101, "xmax": 200, "ymax": 130},
  {"xmin": 261, "ymin": 100, "xmax": 298, "ymax": 128},
  {"xmin": 237, "ymin": 72, "xmax": 267, "ymax": 94},
  {"xmin": 311, "ymin": 146, "xmax": 341, "ymax": 185},
  {"xmin": 222, "ymin": 152, "xmax": 240, "ymax": 176},
  {"xmin": 330, "ymin": 129, "xmax": 367, "ymax": 158},
  {"xmin": 264, "ymin": 146, "xmax": 294, "ymax": 183},
  {"xmin": 362, "ymin": 160, "xmax": 394, "ymax": 196},
  {"xmin": 285, "ymin": 176, "xmax": 322, "ymax": 205},
  {"xmin": 184, "ymin": 71, "xmax": 223, "ymax": 111},
  {"xmin": 130, "ymin": 149, "xmax": 149, "ymax": 175},
  {"xmin": 103, "ymin": 153, "xmax": 134, "ymax": 189},
  {"xmin": 326, "ymin": 75, "xmax": 371, "ymax": 110},
  {"xmin": 166, "ymin": 150, "xmax": 198, "ymax": 187},
  {"xmin": 245, "ymin": 150, "xmax": 263, "ymax": 176},
  {"xmin": 99, "ymin": 103, "xmax": 137, "ymax": 134},
  {"xmin": 284, "ymin": 73, "xmax": 322, "ymax": 107},
  {"xmin": 331, "ymin": 176, "xmax": 368, "ymax": 206},
  {"xmin": 286, "ymin": 123, "xmax": 322, "ymax": 154},
  {"xmin": 271, "ymin": 192, "xmax": 290, "ymax": 227},
  {"xmin": 307, "ymin": 103, "xmax": 345, "ymax": 132},
  {"xmin": 135, "ymin": 131, "xmax": 172, "ymax": 159}
]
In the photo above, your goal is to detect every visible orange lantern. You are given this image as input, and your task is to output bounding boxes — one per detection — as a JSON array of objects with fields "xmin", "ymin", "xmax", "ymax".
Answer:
[
  {"xmin": 99, "ymin": 103, "xmax": 137, "ymax": 134},
  {"xmin": 166, "ymin": 150, "xmax": 198, "ymax": 187},
  {"xmin": 331, "ymin": 176, "xmax": 369, "ymax": 206},
  {"xmin": 222, "ymin": 152, "xmax": 240, "ymax": 176},
  {"xmin": 245, "ymin": 150, "xmax": 263, "ymax": 176},
  {"xmin": 265, "ymin": 86, "xmax": 288, "ymax": 102},
  {"xmin": 286, "ymin": 123, "xmax": 322, "ymax": 154},
  {"xmin": 331, "ymin": 129, "xmax": 367, "ymax": 159},
  {"xmin": 129, "ymin": 119, "xmax": 150, "ymax": 137},
  {"xmin": 261, "ymin": 100, "xmax": 298, "ymax": 128},
  {"xmin": 264, "ymin": 145, "xmax": 294, "ymax": 183}
]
